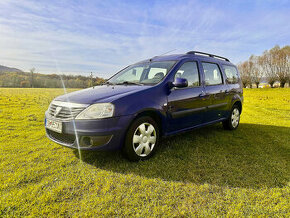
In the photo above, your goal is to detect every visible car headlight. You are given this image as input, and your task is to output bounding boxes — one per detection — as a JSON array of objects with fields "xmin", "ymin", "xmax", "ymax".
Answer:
[{"xmin": 75, "ymin": 103, "xmax": 114, "ymax": 120}]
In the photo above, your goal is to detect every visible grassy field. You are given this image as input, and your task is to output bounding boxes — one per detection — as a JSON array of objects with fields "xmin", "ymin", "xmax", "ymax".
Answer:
[{"xmin": 0, "ymin": 88, "xmax": 289, "ymax": 216}]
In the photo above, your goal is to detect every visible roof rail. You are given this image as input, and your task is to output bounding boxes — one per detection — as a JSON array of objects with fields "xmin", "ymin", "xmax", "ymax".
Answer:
[{"xmin": 186, "ymin": 51, "xmax": 230, "ymax": 62}]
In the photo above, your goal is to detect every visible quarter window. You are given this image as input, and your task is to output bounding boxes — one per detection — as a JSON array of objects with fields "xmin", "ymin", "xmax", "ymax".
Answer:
[
  {"xmin": 174, "ymin": 62, "xmax": 200, "ymax": 87},
  {"xmin": 202, "ymin": 62, "xmax": 223, "ymax": 86},
  {"xmin": 223, "ymin": 65, "xmax": 239, "ymax": 84}
]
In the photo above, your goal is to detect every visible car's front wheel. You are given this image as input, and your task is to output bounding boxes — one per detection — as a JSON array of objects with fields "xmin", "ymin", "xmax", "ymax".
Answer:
[
  {"xmin": 122, "ymin": 116, "xmax": 159, "ymax": 161},
  {"xmin": 223, "ymin": 105, "xmax": 241, "ymax": 130}
]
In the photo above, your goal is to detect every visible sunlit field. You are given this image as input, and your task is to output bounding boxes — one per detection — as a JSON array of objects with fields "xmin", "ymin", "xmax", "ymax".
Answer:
[{"xmin": 0, "ymin": 88, "xmax": 289, "ymax": 216}]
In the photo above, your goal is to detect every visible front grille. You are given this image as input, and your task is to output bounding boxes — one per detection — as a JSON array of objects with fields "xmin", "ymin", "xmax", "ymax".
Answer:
[
  {"xmin": 47, "ymin": 129, "xmax": 76, "ymax": 145},
  {"xmin": 48, "ymin": 101, "xmax": 87, "ymax": 120}
]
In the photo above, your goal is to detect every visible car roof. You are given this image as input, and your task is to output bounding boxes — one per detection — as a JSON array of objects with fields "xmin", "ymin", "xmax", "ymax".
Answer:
[{"xmin": 137, "ymin": 52, "xmax": 235, "ymax": 66}]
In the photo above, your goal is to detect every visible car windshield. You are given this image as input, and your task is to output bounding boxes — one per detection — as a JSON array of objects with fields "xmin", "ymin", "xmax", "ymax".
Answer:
[{"xmin": 107, "ymin": 61, "xmax": 176, "ymax": 85}]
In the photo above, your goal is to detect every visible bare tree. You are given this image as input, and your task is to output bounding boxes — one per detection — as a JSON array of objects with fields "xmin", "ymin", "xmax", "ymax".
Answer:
[
  {"xmin": 249, "ymin": 55, "xmax": 262, "ymax": 88},
  {"xmin": 276, "ymin": 46, "xmax": 290, "ymax": 87},
  {"xmin": 237, "ymin": 62, "xmax": 251, "ymax": 88},
  {"xmin": 258, "ymin": 50, "xmax": 277, "ymax": 87},
  {"xmin": 287, "ymin": 48, "xmax": 290, "ymax": 85}
]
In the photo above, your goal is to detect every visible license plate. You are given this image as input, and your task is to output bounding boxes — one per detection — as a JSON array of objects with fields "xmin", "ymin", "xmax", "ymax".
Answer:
[{"xmin": 46, "ymin": 119, "xmax": 62, "ymax": 133}]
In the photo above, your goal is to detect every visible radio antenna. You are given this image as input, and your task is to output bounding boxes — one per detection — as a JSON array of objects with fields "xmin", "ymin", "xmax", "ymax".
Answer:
[
  {"xmin": 149, "ymin": 49, "xmax": 177, "ymax": 62},
  {"xmin": 158, "ymin": 49, "xmax": 177, "ymax": 56}
]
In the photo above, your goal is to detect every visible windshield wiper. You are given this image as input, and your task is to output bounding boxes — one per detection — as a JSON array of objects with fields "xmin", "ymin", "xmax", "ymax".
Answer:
[
  {"xmin": 116, "ymin": 81, "xmax": 143, "ymax": 86},
  {"xmin": 103, "ymin": 81, "xmax": 115, "ymax": 85}
]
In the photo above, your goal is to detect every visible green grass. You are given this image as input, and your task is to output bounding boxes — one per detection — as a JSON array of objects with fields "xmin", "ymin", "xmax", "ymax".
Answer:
[{"xmin": 0, "ymin": 88, "xmax": 289, "ymax": 217}]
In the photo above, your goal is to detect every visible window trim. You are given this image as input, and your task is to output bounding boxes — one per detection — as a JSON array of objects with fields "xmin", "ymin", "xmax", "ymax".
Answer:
[
  {"xmin": 173, "ymin": 60, "xmax": 201, "ymax": 89},
  {"xmin": 201, "ymin": 61, "xmax": 224, "ymax": 86}
]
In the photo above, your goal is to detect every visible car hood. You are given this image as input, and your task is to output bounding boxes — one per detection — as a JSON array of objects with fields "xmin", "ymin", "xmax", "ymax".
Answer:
[{"xmin": 54, "ymin": 85, "xmax": 151, "ymax": 105}]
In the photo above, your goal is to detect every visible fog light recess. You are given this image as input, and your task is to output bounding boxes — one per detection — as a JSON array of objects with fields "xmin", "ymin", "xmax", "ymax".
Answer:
[{"xmin": 80, "ymin": 135, "xmax": 112, "ymax": 147}]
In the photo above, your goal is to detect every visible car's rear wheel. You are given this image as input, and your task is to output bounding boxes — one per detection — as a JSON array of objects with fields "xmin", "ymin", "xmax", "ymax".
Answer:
[
  {"xmin": 122, "ymin": 116, "xmax": 159, "ymax": 161},
  {"xmin": 223, "ymin": 105, "xmax": 240, "ymax": 130}
]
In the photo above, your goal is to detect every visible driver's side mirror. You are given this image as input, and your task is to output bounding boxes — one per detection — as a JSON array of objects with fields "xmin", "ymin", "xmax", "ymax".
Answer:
[{"xmin": 171, "ymin": 77, "xmax": 188, "ymax": 88}]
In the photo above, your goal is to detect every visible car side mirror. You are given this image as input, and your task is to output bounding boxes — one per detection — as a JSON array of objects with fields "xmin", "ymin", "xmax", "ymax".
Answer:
[{"xmin": 171, "ymin": 77, "xmax": 188, "ymax": 88}]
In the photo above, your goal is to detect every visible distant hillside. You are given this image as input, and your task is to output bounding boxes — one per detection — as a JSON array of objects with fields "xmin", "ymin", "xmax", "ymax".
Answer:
[
  {"xmin": 0, "ymin": 71, "xmax": 105, "ymax": 88},
  {"xmin": 0, "ymin": 65, "xmax": 23, "ymax": 73}
]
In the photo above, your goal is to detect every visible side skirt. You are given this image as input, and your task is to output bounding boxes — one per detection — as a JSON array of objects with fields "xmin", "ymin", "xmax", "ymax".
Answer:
[{"xmin": 163, "ymin": 117, "xmax": 227, "ymax": 137}]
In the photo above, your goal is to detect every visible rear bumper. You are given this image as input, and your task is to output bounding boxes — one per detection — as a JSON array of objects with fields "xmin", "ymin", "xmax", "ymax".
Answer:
[{"xmin": 45, "ymin": 112, "xmax": 134, "ymax": 150}]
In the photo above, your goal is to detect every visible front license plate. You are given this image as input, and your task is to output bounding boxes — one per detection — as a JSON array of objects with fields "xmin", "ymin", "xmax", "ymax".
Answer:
[{"xmin": 46, "ymin": 119, "xmax": 62, "ymax": 133}]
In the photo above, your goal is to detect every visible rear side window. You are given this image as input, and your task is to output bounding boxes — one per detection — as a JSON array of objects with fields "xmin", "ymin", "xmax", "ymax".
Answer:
[
  {"xmin": 223, "ymin": 65, "xmax": 239, "ymax": 84},
  {"xmin": 174, "ymin": 62, "xmax": 200, "ymax": 87},
  {"xmin": 202, "ymin": 62, "xmax": 223, "ymax": 86}
]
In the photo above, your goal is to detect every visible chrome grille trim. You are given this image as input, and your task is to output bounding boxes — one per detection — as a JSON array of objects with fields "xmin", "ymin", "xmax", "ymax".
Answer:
[
  {"xmin": 51, "ymin": 101, "xmax": 88, "ymax": 108},
  {"xmin": 48, "ymin": 101, "xmax": 88, "ymax": 120}
]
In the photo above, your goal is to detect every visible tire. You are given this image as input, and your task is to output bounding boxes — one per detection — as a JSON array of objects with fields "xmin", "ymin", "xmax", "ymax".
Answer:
[
  {"xmin": 223, "ymin": 105, "xmax": 240, "ymax": 130},
  {"xmin": 122, "ymin": 116, "xmax": 159, "ymax": 161}
]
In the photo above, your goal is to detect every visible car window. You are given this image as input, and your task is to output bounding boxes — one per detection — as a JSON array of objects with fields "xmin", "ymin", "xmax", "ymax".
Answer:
[
  {"xmin": 223, "ymin": 65, "xmax": 239, "ymax": 84},
  {"xmin": 202, "ymin": 62, "xmax": 223, "ymax": 86},
  {"xmin": 116, "ymin": 67, "xmax": 143, "ymax": 83},
  {"xmin": 147, "ymin": 68, "xmax": 167, "ymax": 79},
  {"xmin": 174, "ymin": 62, "xmax": 200, "ymax": 87},
  {"xmin": 108, "ymin": 61, "xmax": 176, "ymax": 85}
]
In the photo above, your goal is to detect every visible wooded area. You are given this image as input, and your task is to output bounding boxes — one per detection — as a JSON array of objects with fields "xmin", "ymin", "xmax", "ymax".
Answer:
[
  {"xmin": 0, "ymin": 71, "xmax": 105, "ymax": 88},
  {"xmin": 238, "ymin": 45, "xmax": 290, "ymax": 88}
]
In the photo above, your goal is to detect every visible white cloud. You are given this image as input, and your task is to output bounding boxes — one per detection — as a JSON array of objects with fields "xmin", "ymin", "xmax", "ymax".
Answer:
[{"xmin": 0, "ymin": 0, "xmax": 289, "ymax": 78}]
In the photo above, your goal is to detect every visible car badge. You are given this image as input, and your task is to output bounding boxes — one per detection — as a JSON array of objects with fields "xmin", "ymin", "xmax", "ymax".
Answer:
[{"xmin": 54, "ymin": 106, "xmax": 62, "ymax": 117}]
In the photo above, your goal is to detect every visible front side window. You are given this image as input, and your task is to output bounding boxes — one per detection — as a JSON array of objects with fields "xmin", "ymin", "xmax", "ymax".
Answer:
[
  {"xmin": 174, "ymin": 61, "xmax": 200, "ymax": 87},
  {"xmin": 223, "ymin": 65, "xmax": 239, "ymax": 84},
  {"xmin": 108, "ymin": 61, "xmax": 176, "ymax": 85},
  {"xmin": 202, "ymin": 62, "xmax": 223, "ymax": 86}
]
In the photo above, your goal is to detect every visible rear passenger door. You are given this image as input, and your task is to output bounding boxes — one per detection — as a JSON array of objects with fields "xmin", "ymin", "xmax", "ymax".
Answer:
[
  {"xmin": 202, "ymin": 62, "xmax": 228, "ymax": 122},
  {"xmin": 167, "ymin": 61, "xmax": 206, "ymax": 132}
]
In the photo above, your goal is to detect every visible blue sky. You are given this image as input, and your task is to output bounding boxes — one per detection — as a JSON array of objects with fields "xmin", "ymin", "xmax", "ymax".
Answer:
[{"xmin": 0, "ymin": 0, "xmax": 289, "ymax": 78}]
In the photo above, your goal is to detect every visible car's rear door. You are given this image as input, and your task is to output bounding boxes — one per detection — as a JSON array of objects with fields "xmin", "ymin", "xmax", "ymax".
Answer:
[
  {"xmin": 221, "ymin": 64, "xmax": 242, "ymax": 117},
  {"xmin": 201, "ymin": 62, "xmax": 228, "ymax": 122},
  {"xmin": 166, "ymin": 60, "xmax": 207, "ymax": 132}
]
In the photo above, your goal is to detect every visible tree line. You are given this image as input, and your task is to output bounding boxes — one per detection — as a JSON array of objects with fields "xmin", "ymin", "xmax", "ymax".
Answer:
[
  {"xmin": 2, "ymin": 45, "xmax": 289, "ymax": 89},
  {"xmin": 0, "ymin": 71, "xmax": 106, "ymax": 88},
  {"xmin": 237, "ymin": 45, "xmax": 290, "ymax": 88}
]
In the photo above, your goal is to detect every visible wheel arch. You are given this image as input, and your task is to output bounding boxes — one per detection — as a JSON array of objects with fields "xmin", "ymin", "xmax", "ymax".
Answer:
[
  {"xmin": 132, "ymin": 109, "xmax": 165, "ymax": 136},
  {"xmin": 232, "ymin": 100, "xmax": 242, "ymax": 114},
  {"xmin": 231, "ymin": 94, "xmax": 243, "ymax": 114}
]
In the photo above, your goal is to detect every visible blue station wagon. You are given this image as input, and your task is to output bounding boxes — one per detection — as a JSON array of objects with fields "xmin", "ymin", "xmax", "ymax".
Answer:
[{"xmin": 45, "ymin": 51, "xmax": 243, "ymax": 161}]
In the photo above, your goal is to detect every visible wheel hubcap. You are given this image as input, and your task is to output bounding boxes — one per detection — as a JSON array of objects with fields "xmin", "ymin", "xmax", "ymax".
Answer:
[
  {"xmin": 231, "ymin": 108, "xmax": 240, "ymax": 128},
  {"xmin": 133, "ymin": 122, "xmax": 156, "ymax": 157}
]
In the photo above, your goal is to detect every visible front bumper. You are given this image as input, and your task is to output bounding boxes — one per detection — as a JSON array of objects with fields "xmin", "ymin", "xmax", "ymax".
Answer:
[{"xmin": 45, "ymin": 112, "xmax": 134, "ymax": 150}]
